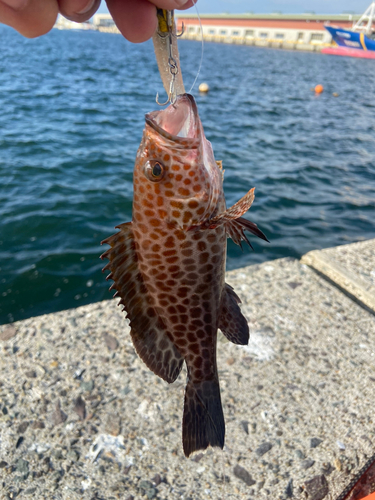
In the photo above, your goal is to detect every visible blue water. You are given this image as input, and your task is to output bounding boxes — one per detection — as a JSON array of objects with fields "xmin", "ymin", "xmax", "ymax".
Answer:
[{"xmin": 1, "ymin": 26, "xmax": 374, "ymax": 325}]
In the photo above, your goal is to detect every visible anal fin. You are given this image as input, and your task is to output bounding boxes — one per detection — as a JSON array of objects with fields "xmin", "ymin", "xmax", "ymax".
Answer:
[
  {"xmin": 101, "ymin": 222, "xmax": 184, "ymax": 383},
  {"xmin": 218, "ymin": 283, "xmax": 249, "ymax": 345}
]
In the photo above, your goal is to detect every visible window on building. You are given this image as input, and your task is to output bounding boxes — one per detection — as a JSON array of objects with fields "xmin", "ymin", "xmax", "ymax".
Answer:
[
  {"xmin": 99, "ymin": 19, "xmax": 115, "ymax": 27},
  {"xmin": 232, "ymin": 30, "xmax": 240, "ymax": 36},
  {"xmin": 220, "ymin": 29, "xmax": 227, "ymax": 35},
  {"xmin": 245, "ymin": 29, "xmax": 254, "ymax": 37},
  {"xmin": 209, "ymin": 29, "xmax": 215, "ymax": 34},
  {"xmin": 297, "ymin": 32, "xmax": 304, "ymax": 40},
  {"xmin": 310, "ymin": 33, "xmax": 324, "ymax": 41},
  {"xmin": 260, "ymin": 32, "xmax": 268, "ymax": 38},
  {"xmin": 275, "ymin": 33, "xmax": 285, "ymax": 39},
  {"xmin": 188, "ymin": 26, "xmax": 195, "ymax": 33}
]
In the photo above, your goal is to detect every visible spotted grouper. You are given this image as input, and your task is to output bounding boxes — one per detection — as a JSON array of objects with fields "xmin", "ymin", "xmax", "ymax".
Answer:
[{"xmin": 101, "ymin": 93, "xmax": 267, "ymax": 457}]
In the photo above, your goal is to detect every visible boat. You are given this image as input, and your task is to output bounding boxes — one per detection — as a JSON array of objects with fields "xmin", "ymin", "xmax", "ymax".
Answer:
[{"xmin": 322, "ymin": 2, "xmax": 375, "ymax": 58}]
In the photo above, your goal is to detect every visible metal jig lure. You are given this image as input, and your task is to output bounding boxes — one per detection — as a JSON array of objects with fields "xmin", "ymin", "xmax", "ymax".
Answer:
[{"xmin": 153, "ymin": 9, "xmax": 185, "ymax": 106}]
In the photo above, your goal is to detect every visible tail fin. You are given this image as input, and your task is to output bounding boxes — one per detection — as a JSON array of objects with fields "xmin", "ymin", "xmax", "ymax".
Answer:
[{"xmin": 182, "ymin": 379, "xmax": 225, "ymax": 457}]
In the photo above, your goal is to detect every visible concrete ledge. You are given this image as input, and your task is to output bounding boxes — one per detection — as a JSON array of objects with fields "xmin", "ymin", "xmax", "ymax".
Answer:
[
  {"xmin": 0, "ymin": 241, "xmax": 374, "ymax": 499},
  {"xmin": 301, "ymin": 239, "xmax": 375, "ymax": 315}
]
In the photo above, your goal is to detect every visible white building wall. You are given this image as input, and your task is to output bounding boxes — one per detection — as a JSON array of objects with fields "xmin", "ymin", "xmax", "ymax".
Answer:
[{"xmin": 186, "ymin": 24, "xmax": 332, "ymax": 45}]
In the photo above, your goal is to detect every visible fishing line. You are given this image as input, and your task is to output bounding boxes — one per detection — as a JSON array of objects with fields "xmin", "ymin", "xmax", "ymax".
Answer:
[{"xmin": 187, "ymin": 0, "xmax": 204, "ymax": 94}]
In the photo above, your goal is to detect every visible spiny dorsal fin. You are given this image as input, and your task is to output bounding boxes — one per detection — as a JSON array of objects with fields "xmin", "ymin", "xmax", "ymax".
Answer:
[
  {"xmin": 101, "ymin": 222, "xmax": 183, "ymax": 383},
  {"xmin": 215, "ymin": 160, "xmax": 225, "ymax": 181}
]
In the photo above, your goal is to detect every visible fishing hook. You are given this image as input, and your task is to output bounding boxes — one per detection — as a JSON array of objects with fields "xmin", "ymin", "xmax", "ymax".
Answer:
[
  {"xmin": 156, "ymin": 75, "xmax": 177, "ymax": 106},
  {"xmin": 176, "ymin": 22, "xmax": 185, "ymax": 37},
  {"xmin": 158, "ymin": 22, "xmax": 184, "ymax": 39}
]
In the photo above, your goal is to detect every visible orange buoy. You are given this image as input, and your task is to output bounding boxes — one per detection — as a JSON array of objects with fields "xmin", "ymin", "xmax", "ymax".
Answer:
[{"xmin": 315, "ymin": 84, "xmax": 324, "ymax": 94}]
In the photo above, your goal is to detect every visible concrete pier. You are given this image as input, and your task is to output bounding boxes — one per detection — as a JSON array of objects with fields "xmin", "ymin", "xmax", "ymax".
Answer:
[{"xmin": 0, "ymin": 239, "xmax": 374, "ymax": 499}]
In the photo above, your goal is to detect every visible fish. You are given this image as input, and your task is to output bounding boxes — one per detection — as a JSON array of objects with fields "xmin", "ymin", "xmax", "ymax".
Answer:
[{"xmin": 101, "ymin": 93, "xmax": 268, "ymax": 457}]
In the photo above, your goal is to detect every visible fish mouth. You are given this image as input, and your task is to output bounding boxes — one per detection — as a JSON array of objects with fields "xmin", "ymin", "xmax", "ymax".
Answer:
[{"xmin": 145, "ymin": 94, "xmax": 200, "ymax": 144}]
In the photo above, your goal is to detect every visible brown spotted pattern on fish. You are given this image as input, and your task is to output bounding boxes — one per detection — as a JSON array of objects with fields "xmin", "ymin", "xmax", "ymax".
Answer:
[{"xmin": 101, "ymin": 94, "xmax": 268, "ymax": 457}]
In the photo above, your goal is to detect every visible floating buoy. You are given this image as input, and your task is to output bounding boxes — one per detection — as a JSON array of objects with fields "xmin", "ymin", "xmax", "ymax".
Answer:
[
  {"xmin": 332, "ymin": 92, "xmax": 339, "ymax": 97},
  {"xmin": 199, "ymin": 82, "xmax": 209, "ymax": 93},
  {"xmin": 315, "ymin": 84, "xmax": 324, "ymax": 94}
]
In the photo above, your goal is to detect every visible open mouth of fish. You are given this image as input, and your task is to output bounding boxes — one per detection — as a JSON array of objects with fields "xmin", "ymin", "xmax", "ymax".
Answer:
[{"xmin": 146, "ymin": 94, "xmax": 201, "ymax": 143}]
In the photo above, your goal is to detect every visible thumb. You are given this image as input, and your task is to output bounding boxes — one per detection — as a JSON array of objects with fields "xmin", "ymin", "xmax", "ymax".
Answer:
[{"xmin": 0, "ymin": 0, "xmax": 58, "ymax": 38}]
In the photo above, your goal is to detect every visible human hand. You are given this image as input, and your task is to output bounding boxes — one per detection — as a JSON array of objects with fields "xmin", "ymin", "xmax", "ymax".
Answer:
[{"xmin": 0, "ymin": 0, "xmax": 195, "ymax": 41}]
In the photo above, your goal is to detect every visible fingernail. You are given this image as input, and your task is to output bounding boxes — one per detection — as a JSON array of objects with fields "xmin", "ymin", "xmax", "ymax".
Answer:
[
  {"xmin": 1, "ymin": 0, "xmax": 28, "ymax": 10},
  {"xmin": 175, "ymin": 0, "xmax": 189, "ymax": 6},
  {"xmin": 75, "ymin": 0, "xmax": 96, "ymax": 15}
]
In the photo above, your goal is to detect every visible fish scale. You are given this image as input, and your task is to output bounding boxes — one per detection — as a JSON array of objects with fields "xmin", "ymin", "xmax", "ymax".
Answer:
[{"xmin": 101, "ymin": 93, "xmax": 268, "ymax": 457}]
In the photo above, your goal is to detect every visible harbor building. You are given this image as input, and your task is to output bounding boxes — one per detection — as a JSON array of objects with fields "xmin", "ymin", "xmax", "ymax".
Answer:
[
  {"xmin": 85, "ymin": 12, "xmax": 365, "ymax": 52},
  {"xmin": 175, "ymin": 13, "xmax": 362, "ymax": 51},
  {"xmin": 92, "ymin": 13, "xmax": 119, "ymax": 33},
  {"xmin": 54, "ymin": 14, "xmax": 94, "ymax": 31}
]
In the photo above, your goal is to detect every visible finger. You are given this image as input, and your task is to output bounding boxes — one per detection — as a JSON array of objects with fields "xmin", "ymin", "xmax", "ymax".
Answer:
[
  {"xmin": 0, "ymin": 0, "xmax": 58, "ymax": 37},
  {"xmin": 147, "ymin": 0, "xmax": 195, "ymax": 9},
  {"xmin": 107, "ymin": 0, "xmax": 157, "ymax": 43},
  {"xmin": 58, "ymin": 0, "xmax": 101, "ymax": 22}
]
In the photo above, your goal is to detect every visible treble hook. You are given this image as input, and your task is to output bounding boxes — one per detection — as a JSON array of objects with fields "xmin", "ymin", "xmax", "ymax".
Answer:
[
  {"xmin": 158, "ymin": 21, "xmax": 184, "ymax": 38},
  {"xmin": 176, "ymin": 22, "xmax": 185, "ymax": 37}
]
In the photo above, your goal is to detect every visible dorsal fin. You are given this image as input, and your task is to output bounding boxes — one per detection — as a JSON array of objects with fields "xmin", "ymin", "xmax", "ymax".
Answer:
[
  {"xmin": 215, "ymin": 160, "xmax": 225, "ymax": 181},
  {"xmin": 218, "ymin": 284, "xmax": 249, "ymax": 345},
  {"xmin": 101, "ymin": 222, "xmax": 183, "ymax": 383}
]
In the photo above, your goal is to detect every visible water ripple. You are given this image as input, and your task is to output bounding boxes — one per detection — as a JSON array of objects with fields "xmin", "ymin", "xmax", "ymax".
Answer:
[{"xmin": 0, "ymin": 26, "xmax": 374, "ymax": 324}]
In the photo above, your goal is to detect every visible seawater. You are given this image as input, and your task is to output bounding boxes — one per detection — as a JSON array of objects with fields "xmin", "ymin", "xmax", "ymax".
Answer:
[{"xmin": 0, "ymin": 26, "xmax": 374, "ymax": 325}]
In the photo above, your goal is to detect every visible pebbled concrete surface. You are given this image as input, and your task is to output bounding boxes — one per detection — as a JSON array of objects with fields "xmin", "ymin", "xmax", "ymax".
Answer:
[{"xmin": 0, "ymin": 246, "xmax": 375, "ymax": 500}]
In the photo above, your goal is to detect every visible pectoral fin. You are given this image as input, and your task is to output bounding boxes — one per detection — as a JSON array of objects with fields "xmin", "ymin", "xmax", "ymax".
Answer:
[
  {"xmin": 215, "ymin": 187, "xmax": 255, "ymax": 222},
  {"xmin": 189, "ymin": 187, "xmax": 268, "ymax": 246},
  {"xmin": 101, "ymin": 223, "xmax": 183, "ymax": 383},
  {"xmin": 225, "ymin": 217, "xmax": 268, "ymax": 247},
  {"xmin": 218, "ymin": 283, "xmax": 249, "ymax": 345}
]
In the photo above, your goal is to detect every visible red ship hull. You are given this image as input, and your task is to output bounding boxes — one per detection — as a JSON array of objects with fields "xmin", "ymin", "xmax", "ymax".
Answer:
[{"xmin": 322, "ymin": 46, "xmax": 375, "ymax": 58}]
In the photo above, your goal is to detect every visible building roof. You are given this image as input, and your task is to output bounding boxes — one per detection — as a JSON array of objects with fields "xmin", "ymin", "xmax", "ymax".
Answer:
[{"xmin": 176, "ymin": 13, "xmax": 360, "ymax": 22}]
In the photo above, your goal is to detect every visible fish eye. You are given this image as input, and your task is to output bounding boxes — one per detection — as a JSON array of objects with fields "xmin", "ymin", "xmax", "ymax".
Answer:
[{"xmin": 144, "ymin": 160, "xmax": 165, "ymax": 182}]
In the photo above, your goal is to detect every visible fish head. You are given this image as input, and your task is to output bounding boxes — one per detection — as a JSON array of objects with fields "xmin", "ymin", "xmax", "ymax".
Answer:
[{"xmin": 132, "ymin": 94, "xmax": 222, "ymax": 229}]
